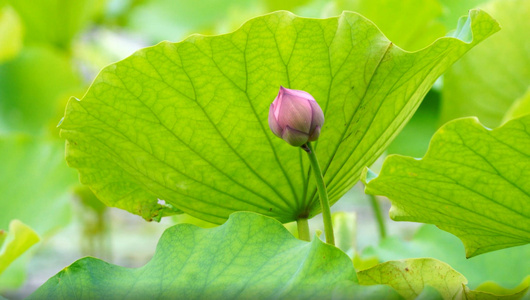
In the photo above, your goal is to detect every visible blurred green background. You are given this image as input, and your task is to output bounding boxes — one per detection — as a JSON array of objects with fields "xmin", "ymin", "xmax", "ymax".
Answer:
[{"xmin": 0, "ymin": 0, "xmax": 528, "ymax": 298}]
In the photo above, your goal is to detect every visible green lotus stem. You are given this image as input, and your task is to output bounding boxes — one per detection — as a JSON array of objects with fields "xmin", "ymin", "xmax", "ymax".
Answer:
[
  {"xmin": 296, "ymin": 218, "xmax": 310, "ymax": 242},
  {"xmin": 304, "ymin": 142, "xmax": 335, "ymax": 246},
  {"xmin": 368, "ymin": 193, "xmax": 387, "ymax": 239}
]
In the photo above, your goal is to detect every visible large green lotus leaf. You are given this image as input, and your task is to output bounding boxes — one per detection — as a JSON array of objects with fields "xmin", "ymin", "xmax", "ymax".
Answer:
[
  {"xmin": 362, "ymin": 225, "xmax": 530, "ymax": 289},
  {"xmin": 60, "ymin": 10, "xmax": 499, "ymax": 224},
  {"xmin": 323, "ymin": 0, "xmax": 446, "ymax": 51},
  {"xmin": 363, "ymin": 115, "xmax": 530, "ymax": 257},
  {"xmin": 358, "ymin": 258, "xmax": 529, "ymax": 300},
  {"xmin": 0, "ymin": 220, "xmax": 39, "ymax": 275},
  {"xmin": 440, "ymin": 0, "xmax": 530, "ymax": 127},
  {"xmin": 30, "ymin": 212, "xmax": 393, "ymax": 299}
]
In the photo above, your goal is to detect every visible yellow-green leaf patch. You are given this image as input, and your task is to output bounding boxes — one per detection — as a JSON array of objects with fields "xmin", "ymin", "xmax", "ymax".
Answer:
[
  {"xmin": 364, "ymin": 115, "xmax": 530, "ymax": 257},
  {"xmin": 0, "ymin": 220, "xmax": 39, "ymax": 276}
]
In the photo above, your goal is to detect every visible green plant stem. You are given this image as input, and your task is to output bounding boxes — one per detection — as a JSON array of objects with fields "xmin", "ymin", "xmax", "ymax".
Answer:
[
  {"xmin": 297, "ymin": 218, "xmax": 310, "ymax": 242},
  {"xmin": 368, "ymin": 193, "xmax": 386, "ymax": 239},
  {"xmin": 305, "ymin": 142, "xmax": 335, "ymax": 246}
]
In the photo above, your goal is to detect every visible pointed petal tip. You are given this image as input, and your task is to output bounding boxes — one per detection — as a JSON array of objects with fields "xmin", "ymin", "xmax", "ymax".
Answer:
[{"xmin": 275, "ymin": 86, "xmax": 285, "ymax": 99}]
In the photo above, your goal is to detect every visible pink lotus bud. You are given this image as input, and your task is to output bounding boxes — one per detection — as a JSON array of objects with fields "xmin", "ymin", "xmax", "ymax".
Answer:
[{"xmin": 268, "ymin": 86, "xmax": 324, "ymax": 147}]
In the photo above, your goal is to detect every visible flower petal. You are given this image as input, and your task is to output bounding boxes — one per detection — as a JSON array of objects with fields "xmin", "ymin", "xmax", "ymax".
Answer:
[
  {"xmin": 282, "ymin": 126, "xmax": 309, "ymax": 147},
  {"xmin": 277, "ymin": 94, "xmax": 312, "ymax": 133},
  {"xmin": 309, "ymin": 100, "xmax": 324, "ymax": 132},
  {"xmin": 268, "ymin": 103, "xmax": 283, "ymax": 138},
  {"xmin": 281, "ymin": 87, "xmax": 316, "ymax": 102},
  {"xmin": 308, "ymin": 125, "xmax": 321, "ymax": 142},
  {"xmin": 273, "ymin": 88, "xmax": 284, "ymax": 119}
]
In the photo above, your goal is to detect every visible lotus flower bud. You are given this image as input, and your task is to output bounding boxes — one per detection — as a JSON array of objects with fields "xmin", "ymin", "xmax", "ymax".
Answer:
[{"xmin": 268, "ymin": 86, "xmax": 324, "ymax": 147}]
